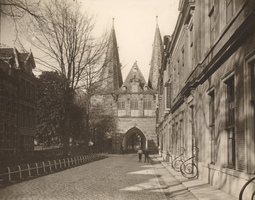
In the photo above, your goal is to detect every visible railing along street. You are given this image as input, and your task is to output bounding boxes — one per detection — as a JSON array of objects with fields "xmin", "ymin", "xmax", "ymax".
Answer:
[
  {"xmin": 239, "ymin": 176, "xmax": 255, "ymax": 200},
  {"xmin": 0, "ymin": 154, "xmax": 107, "ymax": 184},
  {"xmin": 180, "ymin": 146, "xmax": 199, "ymax": 179},
  {"xmin": 172, "ymin": 147, "xmax": 186, "ymax": 172}
]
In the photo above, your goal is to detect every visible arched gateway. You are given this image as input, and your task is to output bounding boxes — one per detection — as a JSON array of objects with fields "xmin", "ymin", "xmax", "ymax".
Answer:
[
  {"xmin": 122, "ymin": 127, "xmax": 147, "ymax": 153},
  {"xmin": 98, "ymin": 20, "xmax": 161, "ymax": 154}
]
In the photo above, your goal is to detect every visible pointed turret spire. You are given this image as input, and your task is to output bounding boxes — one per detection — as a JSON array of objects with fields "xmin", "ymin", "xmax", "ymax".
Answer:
[
  {"xmin": 101, "ymin": 19, "xmax": 123, "ymax": 92},
  {"xmin": 148, "ymin": 16, "xmax": 163, "ymax": 90}
]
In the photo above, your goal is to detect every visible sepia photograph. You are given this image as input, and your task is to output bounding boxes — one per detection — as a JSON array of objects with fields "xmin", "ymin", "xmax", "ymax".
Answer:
[{"xmin": 0, "ymin": 0, "xmax": 254, "ymax": 199}]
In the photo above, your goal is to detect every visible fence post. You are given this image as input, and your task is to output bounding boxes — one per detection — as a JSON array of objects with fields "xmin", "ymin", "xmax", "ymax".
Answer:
[
  {"xmin": 63, "ymin": 159, "xmax": 66, "ymax": 168},
  {"xmin": 42, "ymin": 162, "xmax": 46, "ymax": 174},
  {"xmin": 48, "ymin": 161, "xmax": 53, "ymax": 172},
  {"xmin": 27, "ymin": 164, "xmax": 32, "ymax": 178},
  {"xmin": 35, "ymin": 163, "xmax": 40, "ymax": 175},
  {"xmin": 59, "ymin": 160, "xmax": 62, "ymax": 169},
  {"xmin": 54, "ymin": 160, "xmax": 57, "ymax": 170},
  {"xmin": 67, "ymin": 158, "xmax": 70, "ymax": 167},
  {"xmin": 18, "ymin": 165, "xmax": 23, "ymax": 180},
  {"xmin": 7, "ymin": 167, "xmax": 11, "ymax": 182}
]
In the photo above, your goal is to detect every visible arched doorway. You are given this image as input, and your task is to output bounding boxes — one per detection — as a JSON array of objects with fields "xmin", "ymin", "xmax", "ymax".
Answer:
[{"xmin": 122, "ymin": 127, "xmax": 147, "ymax": 153}]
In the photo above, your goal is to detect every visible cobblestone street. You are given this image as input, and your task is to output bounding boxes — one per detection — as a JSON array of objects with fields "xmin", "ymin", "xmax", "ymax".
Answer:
[{"xmin": 0, "ymin": 154, "xmax": 173, "ymax": 200}]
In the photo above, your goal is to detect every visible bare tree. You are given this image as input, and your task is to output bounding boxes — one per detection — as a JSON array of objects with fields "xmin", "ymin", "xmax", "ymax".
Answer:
[
  {"xmin": 0, "ymin": 0, "xmax": 41, "ymax": 19},
  {"xmin": 0, "ymin": 0, "xmax": 42, "ymax": 46},
  {"xmin": 19, "ymin": 0, "xmax": 108, "ymax": 155}
]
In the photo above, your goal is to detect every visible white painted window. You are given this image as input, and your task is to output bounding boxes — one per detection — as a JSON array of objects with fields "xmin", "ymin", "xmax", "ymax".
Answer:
[
  {"xmin": 118, "ymin": 110, "xmax": 126, "ymax": 117},
  {"xmin": 131, "ymin": 110, "xmax": 139, "ymax": 117},
  {"xmin": 144, "ymin": 110, "xmax": 152, "ymax": 116}
]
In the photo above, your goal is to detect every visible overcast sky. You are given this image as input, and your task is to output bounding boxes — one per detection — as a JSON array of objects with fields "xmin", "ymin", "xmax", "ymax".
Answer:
[{"xmin": 1, "ymin": 0, "xmax": 180, "ymax": 81}]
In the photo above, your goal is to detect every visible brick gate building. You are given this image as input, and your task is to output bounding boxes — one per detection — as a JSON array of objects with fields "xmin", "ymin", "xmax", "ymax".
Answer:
[{"xmin": 99, "ymin": 20, "xmax": 163, "ymax": 154}]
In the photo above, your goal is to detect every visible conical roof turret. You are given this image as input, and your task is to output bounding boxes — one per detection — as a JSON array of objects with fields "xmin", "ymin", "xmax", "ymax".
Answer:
[
  {"xmin": 148, "ymin": 16, "xmax": 163, "ymax": 90},
  {"xmin": 101, "ymin": 19, "xmax": 123, "ymax": 92}
]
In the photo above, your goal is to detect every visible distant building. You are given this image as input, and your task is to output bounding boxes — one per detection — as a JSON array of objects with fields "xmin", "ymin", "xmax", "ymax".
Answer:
[
  {"xmin": 157, "ymin": 0, "xmax": 255, "ymax": 199},
  {"xmin": 99, "ymin": 20, "xmax": 163, "ymax": 153},
  {"xmin": 0, "ymin": 47, "xmax": 37, "ymax": 156}
]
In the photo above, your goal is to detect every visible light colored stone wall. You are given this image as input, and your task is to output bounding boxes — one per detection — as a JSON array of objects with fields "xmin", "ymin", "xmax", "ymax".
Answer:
[
  {"xmin": 158, "ymin": 1, "xmax": 255, "ymax": 199},
  {"xmin": 116, "ymin": 117, "xmax": 157, "ymax": 151}
]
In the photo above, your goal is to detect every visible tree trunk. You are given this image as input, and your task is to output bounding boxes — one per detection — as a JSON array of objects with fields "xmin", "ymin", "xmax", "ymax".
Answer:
[
  {"xmin": 63, "ymin": 109, "xmax": 70, "ymax": 156},
  {"xmin": 85, "ymin": 112, "xmax": 89, "ymax": 153},
  {"xmin": 63, "ymin": 86, "xmax": 71, "ymax": 156}
]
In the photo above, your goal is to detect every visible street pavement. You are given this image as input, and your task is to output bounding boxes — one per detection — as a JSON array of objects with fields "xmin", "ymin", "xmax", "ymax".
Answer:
[
  {"xmin": 0, "ymin": 154, "xmax": 172, "ymax": 200},
  {"xmin": 0, "ymin": 154, "xmax": 237, "ymax": 200}
]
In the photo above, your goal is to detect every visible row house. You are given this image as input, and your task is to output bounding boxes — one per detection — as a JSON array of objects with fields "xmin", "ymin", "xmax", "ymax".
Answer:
[
  {"xmin": 0, "ymin": 47, "xmax": 37, "ymax": 156},
  {"xmin": 157, "ymin": 0, "xmax": 255, "ymax": 199}
]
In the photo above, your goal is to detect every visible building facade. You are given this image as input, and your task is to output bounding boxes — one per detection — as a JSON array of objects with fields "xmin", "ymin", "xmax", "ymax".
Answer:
[
  {"xmin": 0, "ymin": 47, "xmax": 37, "ymax": 156},
  {"xmin": 99, "ymin": 21, "xmax": 162, "ymax": 154},
  {"xmin": 157, "ymin": 0, "xmax": 255, "ymax": 199}
]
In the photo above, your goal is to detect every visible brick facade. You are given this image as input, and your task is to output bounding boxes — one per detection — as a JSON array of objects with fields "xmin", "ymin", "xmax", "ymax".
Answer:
[{"xmin": 0, "ymin": 47, "xmax": 37, "ymax": 156}]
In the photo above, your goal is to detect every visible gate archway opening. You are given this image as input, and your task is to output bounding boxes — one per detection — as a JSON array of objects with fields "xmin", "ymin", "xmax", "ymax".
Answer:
[{"xmin": 122, "ymin": 127, "xmax": 147, "ymax": 153}]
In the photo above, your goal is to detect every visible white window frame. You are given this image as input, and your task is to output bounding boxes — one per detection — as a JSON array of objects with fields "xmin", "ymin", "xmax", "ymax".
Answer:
[{"xmin": 221, "ymin": 69, "xmax": 235, "ymax": 168}]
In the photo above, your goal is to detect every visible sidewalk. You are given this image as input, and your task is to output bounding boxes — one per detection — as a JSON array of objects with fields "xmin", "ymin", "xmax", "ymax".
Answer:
[{"xmin": 151, "ymin": 155, "xmax": 238, "ymax": 200}]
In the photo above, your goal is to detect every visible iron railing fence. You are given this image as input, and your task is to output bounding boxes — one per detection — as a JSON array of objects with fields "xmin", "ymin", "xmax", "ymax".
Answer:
[
  {"xmin": 180, "ymin": 146, "xmax": 199, "ymax": 179},
  {"xmin": 0, "ymin": 154, "xmax": 108, "ymax": 185},
  {"xmin": 170, "ymin": 146, "xmax": 199, "ymax": 179},
  {"xmin": 239, "ymin": 176, "xmax": 255, "ymax": 200},
  {"xmin": 172, "ymin": 147, "xmax": 186, "ymax": 172}
]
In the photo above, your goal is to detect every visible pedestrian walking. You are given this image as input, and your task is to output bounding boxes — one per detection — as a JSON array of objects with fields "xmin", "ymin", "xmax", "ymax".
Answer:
[
  {"xmin": 137, "ymin": 148, "xmax": 143, "ymax": 162},
  {"xmin": 144, "ymin": 148, "xmax": 149, "ymax": 163}
]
